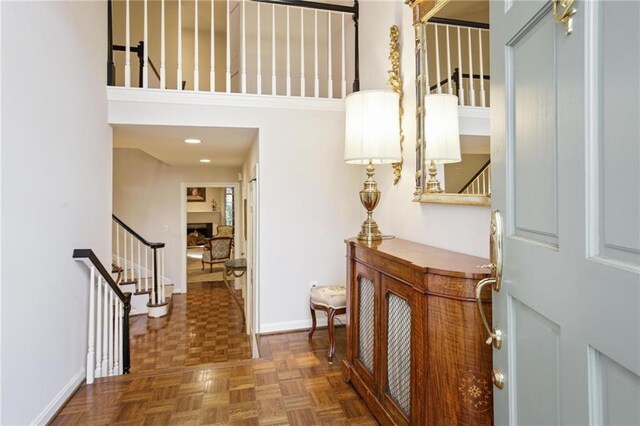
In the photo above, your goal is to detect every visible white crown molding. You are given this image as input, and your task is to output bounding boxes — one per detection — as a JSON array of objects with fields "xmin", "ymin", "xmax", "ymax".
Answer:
[{"xmin": 107, "ymin": 87, "xmax": 346, "ymax": 112}]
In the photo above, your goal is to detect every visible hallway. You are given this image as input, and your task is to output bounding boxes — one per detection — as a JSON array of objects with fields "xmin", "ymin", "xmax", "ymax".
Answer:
[
  {"xmin": 52, "ymin": 284, "xmax": 376, "ymax": 424},
  {"xmin": 130, "ymin": 283, "xmax": 253, "ymax": 373}
]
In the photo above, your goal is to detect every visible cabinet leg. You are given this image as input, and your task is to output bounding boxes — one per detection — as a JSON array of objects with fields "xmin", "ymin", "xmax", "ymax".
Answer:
[{"xmin": 308, "ymin": 305, "xmax": 317, "ymax": 339}]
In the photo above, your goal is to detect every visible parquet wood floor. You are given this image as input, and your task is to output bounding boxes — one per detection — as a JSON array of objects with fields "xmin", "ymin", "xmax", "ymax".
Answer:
[
  {"xmin": 52, "ymin": 282, "xmax": 377, "ymax": 425},
  {"xmin": 130, "ymin": 282, "xmax": 252, "ymax": 373}
]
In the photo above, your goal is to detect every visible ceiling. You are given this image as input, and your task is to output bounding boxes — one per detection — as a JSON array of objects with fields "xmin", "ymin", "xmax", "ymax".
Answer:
[
  {"xmin": 113, "ymin": 125, "xmax": 257, "ymax": 167},
  {"xmin": 434, "ymin": 0, "xmax": 489, "ymax": 24}
]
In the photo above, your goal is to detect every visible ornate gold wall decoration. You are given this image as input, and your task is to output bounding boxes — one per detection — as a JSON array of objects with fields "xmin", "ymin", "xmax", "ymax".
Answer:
[
  {"xmin": 387, "ymin": 25, "xmax": 404, "ymax": 186},
  {"xmin": 405, "ymin": 0, "xmax": 452, "ymax": 25}
]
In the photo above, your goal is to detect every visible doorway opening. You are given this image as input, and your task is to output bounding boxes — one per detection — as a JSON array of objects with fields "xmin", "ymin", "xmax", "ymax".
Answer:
[{"xmin": 113, "ymin": 123, "xmax": 260, "ymax": 366}]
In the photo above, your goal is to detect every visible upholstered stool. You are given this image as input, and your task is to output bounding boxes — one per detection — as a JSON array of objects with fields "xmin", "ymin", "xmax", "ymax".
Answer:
[{"xmin": 308, "ymin": 285, "xmax": 347, "ymax": 364}]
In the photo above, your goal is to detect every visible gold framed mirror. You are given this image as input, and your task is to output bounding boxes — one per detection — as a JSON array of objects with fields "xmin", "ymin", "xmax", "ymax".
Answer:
[{"xmin": 409, "ymin": 2, "xmax": 491, "ymax": 207}]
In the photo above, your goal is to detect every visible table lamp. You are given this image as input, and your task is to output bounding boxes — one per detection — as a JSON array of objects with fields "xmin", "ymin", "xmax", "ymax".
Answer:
[
  {"xmin": 424, "ymin": 93, "xmax": 461, "ymax": 193},
  {"xmin": 345, "ymin": 90, "xmax": 401, "ymax": 242}
]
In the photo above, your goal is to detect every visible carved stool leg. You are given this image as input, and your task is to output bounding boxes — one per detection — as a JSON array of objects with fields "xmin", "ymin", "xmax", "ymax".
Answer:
[
  {"xmin": 327, "ymin": 307, "xmax": 336, "ymax": 364},
  {"xmin": 308, "ymin": 304, "xmax": 317, "ymax": 339}
]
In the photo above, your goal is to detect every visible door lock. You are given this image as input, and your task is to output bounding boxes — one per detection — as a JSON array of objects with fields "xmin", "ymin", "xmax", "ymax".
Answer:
[{"xmin": 492, "ymin": 368, "xmax": 505, "ymax": 389}]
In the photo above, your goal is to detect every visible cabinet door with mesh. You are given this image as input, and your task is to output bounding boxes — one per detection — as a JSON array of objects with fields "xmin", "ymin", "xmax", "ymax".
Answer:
[
  {"xmin": 352, "ymin": 262, "xmax": 380, "ymax": 392},
  {"xmin": 380, "ymin": 275, "xmax": 423, "ymax": 425}
]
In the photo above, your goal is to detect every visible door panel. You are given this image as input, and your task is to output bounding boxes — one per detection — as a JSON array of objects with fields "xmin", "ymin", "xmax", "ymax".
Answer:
[
  {"xmin": 590, "ymin": 349, "xmax": 640, "ymax": 425},
  {"xmin": 510, "ymin": 296, "xmax": 561, "ymax": 425},
  {"xmin": 491, "ymin": 0, "xmax": 640, "ymax": 424},
  {"xmin": 595, "ymin": 0, "xmax": 640, "ymax": 267},
  {"xmin": 510, "ymin": 13, "xmax": 559, "ymax": 247}
]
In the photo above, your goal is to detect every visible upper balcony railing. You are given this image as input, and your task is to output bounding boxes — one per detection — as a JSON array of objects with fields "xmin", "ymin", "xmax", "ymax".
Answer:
[
  {"xmin": 107, "ymin": 0, "xmax": 359, "ymax": 99},
  {"xmin": 419, "ymin": 18, "xmax": 490, "ymax": 108}
]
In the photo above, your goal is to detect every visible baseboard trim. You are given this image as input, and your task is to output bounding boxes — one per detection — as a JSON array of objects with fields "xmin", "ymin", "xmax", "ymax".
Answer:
[
  {"xmin": 31, "ymin": 368, "xmax": 85, "ymax": 426},
  {"xmin": 260, "ymin": 315, "xmax": 346, "ymax": 334}
]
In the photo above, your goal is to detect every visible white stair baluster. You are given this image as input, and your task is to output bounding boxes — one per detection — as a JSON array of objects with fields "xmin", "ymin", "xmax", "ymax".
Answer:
[
  {"xmin": 210, "ymin": 0, "xmax": 215, "ymax": 92},
  {"xmin": 125, "ymin": 0, "xmax": 131, "ymax": 87},
  {"xmin": 101, "ymin": 279, "xmax": 108, "ymax": 377},
  {"xmin": 257, "ymin": 3, "xmax": 262, "ymax": 94},
  {"xmin": 313, "ymin": 10, "xmax": 318, "ymax": 97},
  {"xmin": 467, "ymin": 27, "xmax": 475, "ymax": 106},
  {"xmin": 161, "ymin": 248, "xmax": 166, "ymax": 302},
  {"xmin": 300, "ymin": 8, "xmax": 305, "ymax": 96},
  {"xmin": 143, "ymin": 0, "xmax": 148, "ymax": 88},
  {"xmin": 446, "ymin": 25, "xmax": 452, "ymax": 95},
  {"xmin": 130, "ymin": 233, "xmax": 134, "ymax": 283},
  {"xmin": 123, "ymin": 228, "xmax": 127, "ymax": 281},
  {"xmin": 457, "ymin": 26, "xmax": 464, "ymax": 105},
  {"xmin": 226, "ymin": 0, "xmax": 231, "ymax": 92},
  {"xmin": 479, "ymin": 29, "xmax": 486, "ymax": 107},
  {"xmin": 327, "ymin": 12, "xmax": 333, "ymax": 99},
  {"xmin": 86, "ymin": 267, "xmax": 96, "ymax": 384},
  {"xmin": 108, "ymin": 290, "xmax": 114, "ymax": 375},
  {"xmin": 341, "ymin": 13, "xmax": 346, "ymax": 99},
  {"xmin": 114, "ymin": 298, "xmax": 120, "ymax": 375},
  {"xmin": 145, "ymin": 246, "xmax": 149, "ymax": 292},
  {"xmin": 95, "ymin": 275, "xmax": 102, "ymax": 378},
  {"xmin": 272, "ymin": 4, "xmax": 276, "ymax": 95},
  {"xmin": 434, "ymin": 25, "xmax": 441, "ymax": 94},
  {"xmin": 115, "ymin": 223, "xmax": 120, "ymax": 274},
  {"xmin": 241, "ymin": 0, "xmax": 246, "ymax": 93},
  {"xmin": 161, "ymin": 0, "xmax": 166, "ymax": 88},
  {"xmin": 118, "ymin": 300, "xmax": 124, "ymax": 375},
  {"xmin": 194, "ymin": 0, "xmax": 199, "ymax": 91},
  {"xmin": 137, "ymin": 240, "xmax": 141, "ymax": 292},
  {"xmin": 286, "ymin": 6, "xmax": 291, "ymax": 96},
  {"xmin": 178, "ymin": 0, "xmax": 183, "ymax": 90}
]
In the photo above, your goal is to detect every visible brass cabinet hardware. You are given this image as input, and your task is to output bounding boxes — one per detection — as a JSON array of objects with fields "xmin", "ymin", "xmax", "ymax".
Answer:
[
  {"xmin": 492, "ymin": 368, "xmax": 505, "ymax": 389},
  {"xmin": 553, "ymin": 0, "xmax": 577, "ymax": 35},
  {"xmin": 476, "ymin": 277, "xmax": 503, "ymax": 349}
]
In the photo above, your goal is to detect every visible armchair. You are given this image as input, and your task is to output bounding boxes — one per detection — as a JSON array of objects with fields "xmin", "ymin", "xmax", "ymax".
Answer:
[
  {"xmin": 202, "ymin": 236, "xmax": 233, "ymax": 272},
  {"xmin": 215, "ymin": 225, "xmax": 234, "ymax": 238}
]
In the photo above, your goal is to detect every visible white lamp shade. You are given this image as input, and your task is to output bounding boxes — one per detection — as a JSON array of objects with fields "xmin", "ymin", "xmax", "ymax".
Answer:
[
  {"xmin": 424, "ymin": 93, "xmax": 461, "ymax": 164},
  {"xmin": 344, "ymin": 90, "xmax": 401, "ymax": 164}
]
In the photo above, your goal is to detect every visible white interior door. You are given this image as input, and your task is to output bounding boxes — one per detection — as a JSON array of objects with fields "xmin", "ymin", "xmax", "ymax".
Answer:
[
  {"xmin": 247, "ymin": 163, "xmax": 260, "ymax": 356},
  {"xmin": 490, "ymin": 1, "xmax": 640, "ymax": 424}
]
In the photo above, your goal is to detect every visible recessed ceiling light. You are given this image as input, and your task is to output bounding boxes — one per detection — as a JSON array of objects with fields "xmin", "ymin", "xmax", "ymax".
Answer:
[
  {"xmin": 200, "ymin": 159, "xmax": 211, "ymax": 163},
  {"xmin": 185, "ymin": 138, "xmax": 201, "ymax": 144}
]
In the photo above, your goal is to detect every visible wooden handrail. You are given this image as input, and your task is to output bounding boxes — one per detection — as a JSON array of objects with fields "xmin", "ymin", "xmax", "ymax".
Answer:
[
  {"xmin": 428, "ymin": 17, "xmax": 489, "ymax": 30},
  {"xmin": 73, "ymin": 248, "xmax": 131, "ymax": 374},
  {"xmin": 459, "ymin": 159, "xmax": 491, "ymax": 194},
  {"xmin": 112, "ymin": 214, "xmax": 165, "ymax": 249}
]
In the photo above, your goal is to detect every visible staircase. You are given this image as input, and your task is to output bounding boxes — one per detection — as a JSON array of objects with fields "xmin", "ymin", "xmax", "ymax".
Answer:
[{"xmin": 112, "ymin": 215, "xmax": 174, "ymax": 318}]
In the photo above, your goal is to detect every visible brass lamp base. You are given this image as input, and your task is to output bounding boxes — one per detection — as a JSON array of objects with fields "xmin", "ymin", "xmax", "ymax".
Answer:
[
  {"xmin": 425, "ymin": 160, "xmax": 444, "ymax": 193},
  {"xmin": 357, "ymin": 161, "xmax": 383, "ymax": 242}
]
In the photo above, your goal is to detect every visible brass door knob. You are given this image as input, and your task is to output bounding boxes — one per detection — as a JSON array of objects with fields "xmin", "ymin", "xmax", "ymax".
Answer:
[{"xmin": 492, "ymin": 368, "xmax": 505, "ymax": 389}]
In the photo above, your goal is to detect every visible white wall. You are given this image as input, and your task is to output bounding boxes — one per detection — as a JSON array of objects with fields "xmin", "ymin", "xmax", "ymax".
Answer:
[
  {"xmin": 113, "ymin": 148, "xmax": 241, "ymax": 291},
  {"xmin": 108, "ymin": 90, "xmax": 362, "ymax": 332},
  {"xmin": 1, "ymin": 2, "xmax": 112, "ymax": 424},
  {"xmin": 358, "ymin": 1, "xmax": 490, "ymax": 258}
]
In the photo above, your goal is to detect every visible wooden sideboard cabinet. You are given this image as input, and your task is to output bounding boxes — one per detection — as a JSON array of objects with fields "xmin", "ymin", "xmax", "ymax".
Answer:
[{"xmin": 342, "ymin": 238, "xmax": 493, "ymax": 425}]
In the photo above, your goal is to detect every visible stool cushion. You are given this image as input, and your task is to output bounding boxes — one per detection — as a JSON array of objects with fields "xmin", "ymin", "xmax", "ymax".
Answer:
[{"xmin": 310, "ymin": 285, "xmax": 347, "ymax": 309}]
